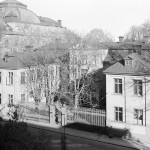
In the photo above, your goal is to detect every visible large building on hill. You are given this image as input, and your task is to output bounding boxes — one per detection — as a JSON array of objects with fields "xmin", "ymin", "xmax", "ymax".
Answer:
[{"xmin": 0, "ymin": 0, "xmax": 68, "ymax": 54}]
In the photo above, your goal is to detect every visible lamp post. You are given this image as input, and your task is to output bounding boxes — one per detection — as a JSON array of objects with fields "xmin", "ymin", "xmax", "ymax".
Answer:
[{"xmin": 61, "ymin": 104, "xmax": 67, "ymax": 150}]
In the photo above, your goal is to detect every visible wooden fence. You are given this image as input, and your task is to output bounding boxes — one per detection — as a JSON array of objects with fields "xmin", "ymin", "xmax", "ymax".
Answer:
[
  {"xmin": 19, "ymin": 103, "xmax": 106, "ymax": 127},
  {"xmin": 67, "ymin": 107, "xmax": 106, "ymax": 127}
]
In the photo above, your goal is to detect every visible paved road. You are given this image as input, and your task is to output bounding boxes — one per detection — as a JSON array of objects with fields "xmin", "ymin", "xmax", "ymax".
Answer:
[
  {"xmin": 43, "ymin": 132, "xmax": 138, "ymax": 150},
  {"xmin": 31, "ymin": 126, "xmax": 139, "ymax": 150},
  {"xmin": 0, "ymin": 119, "xmax": 139, "ymax": 150}
]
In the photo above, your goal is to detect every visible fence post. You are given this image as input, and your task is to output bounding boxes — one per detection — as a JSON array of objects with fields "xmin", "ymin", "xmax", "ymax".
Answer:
[
  {"xmin": 61, "ymin": 105, "xmax": 67, "ymax": 126},
  {"xmin": 50, "ymin": 104, "xmax": 55, "ymax": 125}
]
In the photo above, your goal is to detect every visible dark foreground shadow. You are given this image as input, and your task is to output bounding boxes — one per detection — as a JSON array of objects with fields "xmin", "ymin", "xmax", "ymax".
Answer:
[{"xmin": 65, "ymin": 122, "xmax": 132, "ymax": 139}]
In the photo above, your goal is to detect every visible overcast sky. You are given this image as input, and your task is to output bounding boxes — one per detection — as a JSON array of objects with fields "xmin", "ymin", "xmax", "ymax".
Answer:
[{"xmin": 21, "ymin": 0, "xmax": 150, "ymax": 41}]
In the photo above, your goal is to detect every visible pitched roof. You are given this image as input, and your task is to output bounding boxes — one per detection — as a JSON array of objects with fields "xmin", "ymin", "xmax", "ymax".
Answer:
[
  {"xmin": 103, "ymin": 53, "xmax": 150, "ymax": 75},
  {"xmin": 0, "ymin": 43, "xmax": 69, "ymax": 70}
]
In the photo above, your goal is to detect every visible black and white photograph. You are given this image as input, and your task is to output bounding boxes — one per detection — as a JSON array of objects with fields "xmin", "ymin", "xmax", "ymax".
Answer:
[{"xmin": 0, "ymin": 0, "xmax": 150, "ymax": 149}]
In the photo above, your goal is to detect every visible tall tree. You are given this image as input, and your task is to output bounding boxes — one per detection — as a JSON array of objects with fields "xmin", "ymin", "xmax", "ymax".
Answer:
[
  {"xmin": 83, "ymin": 28, "xmax": 114, "ymax": 49},
  {"xmin": 125, "ymin": 21, "xmax": 150, "ymax": 42}
]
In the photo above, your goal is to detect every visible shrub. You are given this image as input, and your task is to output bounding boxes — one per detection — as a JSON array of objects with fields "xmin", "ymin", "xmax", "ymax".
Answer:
[{"xmin": 0, "ymin": 121, "xmax": 52, "ymax": 150}]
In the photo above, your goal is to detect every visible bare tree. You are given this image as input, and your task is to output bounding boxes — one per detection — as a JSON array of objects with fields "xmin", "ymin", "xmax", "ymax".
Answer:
[
  {"xmin": 69, "ymin": 45, "xmax": 107, "ymax": 109},
  {"xmin": 125, "ymin": 21, "xmax": 150, "ymax": 42},
  {"xmin": 83, "ymin": 28, "xmax": 114, "ymax": 49}
]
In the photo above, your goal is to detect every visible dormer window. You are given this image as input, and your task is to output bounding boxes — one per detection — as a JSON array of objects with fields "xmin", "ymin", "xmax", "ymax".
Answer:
[{"xmin": 125, "ymin": 59, "xmax": 132, "ymax": 66}]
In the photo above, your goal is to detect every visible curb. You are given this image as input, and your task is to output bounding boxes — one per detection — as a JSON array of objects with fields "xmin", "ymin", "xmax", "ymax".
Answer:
[{"xmin": 123, "ymin": 139, "xmax": 150, "ymax": 150}]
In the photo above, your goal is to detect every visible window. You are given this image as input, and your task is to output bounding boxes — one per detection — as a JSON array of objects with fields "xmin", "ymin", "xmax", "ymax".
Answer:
[
  {"xmin": 7, "ymin": 72, "xmax": 13, "ymax": 85},
  {"xmin": 134, "ymin": 109, "xmax": 143, "ymax": 125},
  {"xmin": 114, "ymin": 79, "xmax": 122, "ymax": 94},
  {"xmin": 8, "ymin": 94, "xmax": 13, "ymax": 105},
  {"xmin": 21, "ymin": 94, "xmax": 25, "ymax": 103},
  {"xmin": 29, "ymin": 91, "xmax": 34, "ymax": 98},
  {"xmin": 30, "ymin": 70, "xmax": 35, "ymax": 82},
  {"xmin": 21, "ymin": 72, "xmax": 25, "ymax": 84},
  {"xmin": 0, "ymin": 72, "xmax": 1, "ymax": 83},
  {"xmin": 115, "ymin": 107, "xmax": 123, "ymax": 122},
  {"xmin": 74, "ymin": 55, "xmax": 78, "ymax": 64},
  {"xmin": 134, "ymin": 80, "xmax": 142, "ymax": 96},
  {"xmin": 0, "ymin": 94, "xmax": 1, "ymax": 104},
  {"xmin": 91, "ymin": 56, "xmax": 96, "ymax": 65},
  {"xmin": 125, "ymin": 59, "xmax": 132, "ymax": 65},
  {"xmin": 81, "ymin": 55, "xmax": 87, "ymax": 65}
]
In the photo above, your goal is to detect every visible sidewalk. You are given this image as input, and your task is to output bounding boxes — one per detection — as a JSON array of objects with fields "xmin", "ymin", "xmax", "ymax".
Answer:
[
  {"xmin": 24, "ymin": 119, "xmax": 139, "ymax": 150},
  {"xmin": 127, "ymin": 133, "xmax": 150, "ymax": 150}
]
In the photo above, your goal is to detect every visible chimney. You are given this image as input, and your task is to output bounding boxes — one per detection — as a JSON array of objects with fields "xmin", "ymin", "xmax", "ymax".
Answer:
[
  {"xmin": 119, "ymin": 36, "xmax": 124, "ymax": 44},
  {"xmin": 57, "ymin": 20, "xmax": 62, "ymax": 27},
  {"xmin": 143, "ymin": 35, "xmax": 149, "ymax": 43}
]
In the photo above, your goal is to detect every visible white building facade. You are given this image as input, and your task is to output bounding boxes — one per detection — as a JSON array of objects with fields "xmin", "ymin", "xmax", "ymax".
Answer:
[
  {"xmin": 0, "ymin": 52, "xmax": 60, "ymax": 106},
  {"xmin": 104, "ymin": 53, "xmax": 150, "ymax": 134},
  {"xmin": 70, "ymin": 47, "xmax": 108, "ymax": 80}
]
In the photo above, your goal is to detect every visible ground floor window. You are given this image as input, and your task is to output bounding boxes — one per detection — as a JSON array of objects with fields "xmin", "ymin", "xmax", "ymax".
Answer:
[
  {"xmin": 0, "ymin": 93, "xmax": 1, "ymax": 104},
  {"xmin": 21, "ymin": 94, "xmax": 25, "ymax": 103},
  {"xmin": 134, "ymin": 109, "xmax": 143, "ymax": 125},
  {"xmin": 115, "ymin": 107, "xmax": 123, "ymax": 122},
  {"xmin": 8, "ymin": 94, "xmax": 13, "ymax": 105}
]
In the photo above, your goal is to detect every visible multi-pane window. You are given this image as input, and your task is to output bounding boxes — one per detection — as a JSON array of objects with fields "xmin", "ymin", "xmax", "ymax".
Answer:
[
  {"xmin": 125, "ymin": 60, "xmax": 132, "ymax": 65},
  {"xmin": 29, "ymin": 91, "xmax": 34, "ymax": 98},
  {"xmin": 8, "ymin": 94, "xmax": 13, "ymax": 105},
  {"xmin": 0, "ymin": 94, "xmax": 1, "ymax": 104},
  {"xmin": 114, "ymin": 79, "xmax": 122, "ymax": 94},
  {"xmin": 7, "ymin": 72, "xmax": 13, "ymax": 85},
  {"xmin": 21, "ymin": 94, "xmax": 25, "ymax": 103},
  {"xmin": 30, "ymin": 70, "xmax": 35, "ymax": 82},
  {"xmin": 91, "ymin": 56, "xmax": 96, "ymax": 65},
  {"xmin": 134, "ymin": 80, "xmax": 142, "ymax": 96},
  {"xmin": 81, "ymin": 55, "xmax": 87, "ymax": 65},
  {"xmin": 21, "ymin": 72, "xmax": 25, "ymax": 84},
  {"xmin": 0, "ymin": 72, "xmax": 1, "ymax": 83},
  {"xmin": 115, "ymin": 107, "xmax": 123, "ymax": 122},
  {"xmin": 74, "ymin": 55, "xmax": 78, "ymax": 64},
  {"xmin": 134, "ymin": 109, "xmax": 143, "ymax": 125}
]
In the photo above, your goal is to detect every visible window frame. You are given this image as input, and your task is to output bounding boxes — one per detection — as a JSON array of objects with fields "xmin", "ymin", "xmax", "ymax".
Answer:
[
  {"xmin": 21, "ymin": 72, "xmax": 25, "ymax": 84},
  {"xmin": 8, "ymin": 94, "xmax": 13, "ymax": 105},
  {"xmin": 133, "ymin": 80, "xmax": 142, "ymax": 96},
  {"xmin": 81, "ymin": 55, "xmax": 87, "ymax": 65},
  {"xmin": 0, "ymin": 72, "xmax": 1, "ymax": 84},
  {"xmin": 21, "ymin": 93, "xmax": 25, "ymax": 103},
  {"xmin": 133, "ymin": 109, "xmax": 143, "ymax": 125},
  {"xmin": 7, "ymin": 72, "xmax": 13, "ymax": 85},
  {"xmin": 0, "ymin": 93, "xmax": 1, "ymax": 104},
  {"xmin": 125, "ymin": 59, "xmax": 132, "ymax": 65},
  {"xmin": 114, "ymin": 107, "xmax": 123, "ymax": 122},
  {"xmin": 114, "ymin": 78, "xmax": 122, "ymax": 94},
  {"xmin": 91, "ymin": 55, "xmax": 96, "ymax": 65}
]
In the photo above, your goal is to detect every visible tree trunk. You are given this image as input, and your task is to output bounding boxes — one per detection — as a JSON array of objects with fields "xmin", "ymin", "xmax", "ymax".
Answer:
[
  {"xmin": 48, "ymin": 105, "xmax": 50, "ymax": 123},
  {"xmin": 74, "ymin": 94, "xmax": 79, "ymax": 109}
]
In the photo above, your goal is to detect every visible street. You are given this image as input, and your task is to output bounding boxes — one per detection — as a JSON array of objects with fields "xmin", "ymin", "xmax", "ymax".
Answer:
[{"xmin": 29, "ymin": 125, "xmax": 139, "ymax": 150}]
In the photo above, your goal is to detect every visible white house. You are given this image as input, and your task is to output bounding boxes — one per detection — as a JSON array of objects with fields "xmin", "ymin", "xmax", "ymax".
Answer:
[
  {"xmin": 70, "ymin": 46, "xmax": 108, "ymax": 80},
  {"xmin": 0, "ymin": 48, "xmax": 66, "ymax": 106},
  {"xmin": 104, "ymin": 53, "xmax": 150, "ymax": 134}
]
